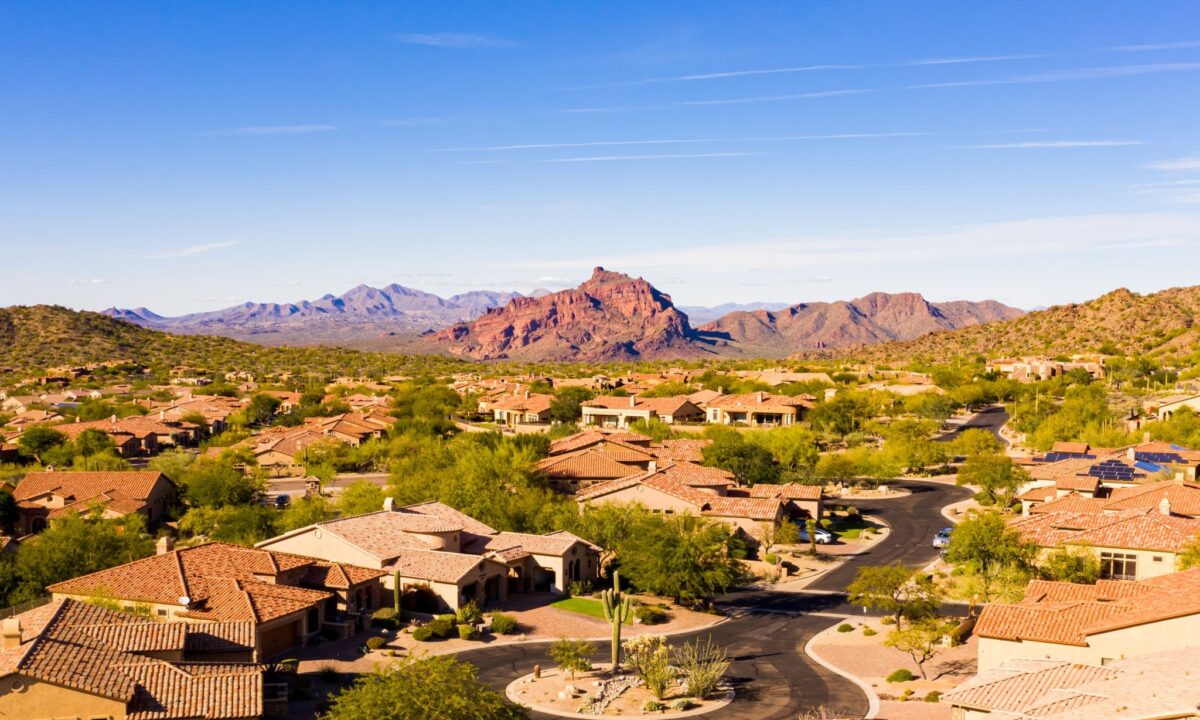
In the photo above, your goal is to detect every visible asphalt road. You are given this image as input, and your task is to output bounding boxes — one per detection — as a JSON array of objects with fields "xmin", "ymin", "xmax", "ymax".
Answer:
[
  {"xmin": 455, "ymin": 479, "xmax": 973, "ymax": 719},
  {"xmin": 937, "ymin": 405, "xmax": 1010, "ymax": 445}
]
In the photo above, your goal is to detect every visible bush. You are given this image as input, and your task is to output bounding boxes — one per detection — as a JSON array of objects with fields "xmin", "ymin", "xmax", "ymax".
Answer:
[
  {"xmin": 880, "ymin": 616, "xmax": 896, "ymax": 625},
  {"xmin": 370, "ymin": 607, "xmax": 401, "ymax": 630},
  {"xmin": 457, "ymin": 623, "xmax": 479, "ymax": 640},
  {"xmin": 886, "ymin": 668, "xmax": 915, "ymax": 683},
  {"xmin": 837, "ymin": 623, "xmax": 854, "ymax": 633},
  {"xmin": 643, "ymin": 700, "xmax": 666, "ymax": 712},
  {"xmin": 411, "ymin": 627, "xmax": 434, "ymax": 642},
  {"xmin": 455, "ymin": 601, "xmax": 483, "ymax": 625},
  {"xmin": 365, "ymin": 636, "xmax": 387, "ymax": 651},
  {"xmin": 862, "ymin": 627, "xmax": 877, "ymax": 637},
  {"xmin": 672, "ymin": 699, "xmax": 696, "ymax": 711},
  {"xmin": 673, "ymin": 637, "xmax": 728, "ymax": 701},
  {"xmin": 428, "ymin": 618, "xmax": 455, "ymax": 639},
  {"xmin": 636, "ymin": 605, "xmax": 670, "ymax": 625},
  {"xmin": 317, "ymin": 662, "xmax": 342, "ymax": 683},
  {"xmin": 764, "ymin": 552, "xmax": 779, "ymax": 565},
  {"xmin": 490, "ymin": 612, "xmax": 519, "ymax": 635},
  {"xmin": 924, "ymin": 691, "xmax": 942, "ymax": 703},
  {"xmin": 567, "ymin": 579, "xmax": 593, "ymax": 597},
  {"xmin": 900, "ymin": 688, "xmax": 914, "ymax": 700}
]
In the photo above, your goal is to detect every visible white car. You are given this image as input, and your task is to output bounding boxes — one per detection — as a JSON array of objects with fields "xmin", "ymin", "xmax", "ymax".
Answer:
[{"xmin": 799, "ymin": 526, "xmax": 834, "ymax": 544}]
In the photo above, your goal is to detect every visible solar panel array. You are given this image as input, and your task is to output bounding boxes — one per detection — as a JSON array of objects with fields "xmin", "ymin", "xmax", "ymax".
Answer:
[
  {"xmin": 1036, "ymin": 452, "xmax": 1096, "ymax": 463},
  {"xmin": 1135, "ymin": 451, "xmax": 1185, "ymax": 465},
  {"xmin": 1085, "ymin": 459, "xmax": 1139, "ymax": 481}
]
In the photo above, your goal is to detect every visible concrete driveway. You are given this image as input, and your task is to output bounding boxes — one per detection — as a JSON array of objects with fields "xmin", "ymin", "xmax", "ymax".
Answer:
[{"xmin": 455, "ymin": 479, "xmax": 973, "ymax": 719}]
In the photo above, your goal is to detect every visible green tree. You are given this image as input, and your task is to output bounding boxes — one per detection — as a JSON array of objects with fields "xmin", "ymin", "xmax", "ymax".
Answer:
[
  {"xmin": 338, "ymin": 481, "xmax": 387, "ymax": 517},
  {"xmin": 549, "ymin": 638, "xmax": 596, "ymax": 681},
  {"xmin": 846, "ymin": 563, "xmax": 942, "ymax": 628},
  {"xmin": 1040, "ymin": 546, "xmax": 1101, "ymax": 584},
  {"xmin": 747, "ymin": 426, "xmax": 821, "ymax": 476},
  {"xmin": 884, "ymin": 618, "xmax": 954, "ymax": 680},
  {"xmin": 616, "ymin": 514, "xmax": 745, "ymax": 603},
  {"xmin": 277, "ymin": 495, "xmax": 336, "ymax": 532},
  {"xmin": 17, "ymin": 425, "xmax": 66, "ymax": 463},
  {"xmin": 148, "ymin": 449, "xmax": 197, "ymax": 483},
  {"xmin": 956, "ymin": 455, "xmax": 1028, "ymax": 507},
  {"xmin": 241, "ymin": 393, "xmax": 282, "ymax": 427},
  {"xmin": 951, "ymin": 429, "xmax": 1003, "ymax": 457},
  {"xmin": 177, "ymin": 505, "xmax": 278, "ymax": 546},
  {"xmin": 1179, "ymin": 533, "xmax": 1200, "ymax": 570},
  {"xmin": 944, "ymin": 510, "xmax": 1037, "ymax": 610},
  {"xmin": 815, "ymin": 452, "xmax": 860, "ymax": 484},
  {"xmin": 11, "ymin": 512, "xmax": 155, "ymax": 604},
  {"xmin": 627, "ymin": 417, "xmax": 674, "ymax": 442},
  {"xmin": 322, "ymin": 654, "xmax": 528, "ymax": 720},
  {"xmin": 702, "ymin": 432, "xmax": 779, "ymax": 486},
  {"xmin": 73, "ymin": 429, "xmax": 116, "ymax": 458},
  {"xmin": 180, "ymin": 458, "xmax": 262, "ymax": 508},
  {"xmin": 549, "ymin": 387, "xmax": 594, "ymax": 424}
]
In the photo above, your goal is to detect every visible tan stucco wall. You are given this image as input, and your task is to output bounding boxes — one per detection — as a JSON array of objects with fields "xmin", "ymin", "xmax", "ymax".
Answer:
[
  {"xmin": 1032, "ymin": 544, "xmax": 1180, "ymax": 580},
  {"xmin": 0, "ymin": 674, "xmax": 128, "ymax": 719},
  {"xmin": 978, "ymin": 612, "xmax": 1200, "ymax": 670},
  {"xmin": 584, "ymin": 484, "xmax": 697, "ymax": 515}
]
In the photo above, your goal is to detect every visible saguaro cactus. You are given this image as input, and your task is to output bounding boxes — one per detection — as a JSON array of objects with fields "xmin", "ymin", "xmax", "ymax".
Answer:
[{"xmin": 600, "ymin": 570, "xmax": 633, "ymax": 672}]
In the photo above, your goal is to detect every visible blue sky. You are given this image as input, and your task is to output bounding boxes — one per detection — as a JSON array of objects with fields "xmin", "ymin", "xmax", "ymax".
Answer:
[{"xmin": 3, "ymin": 1, "xmax": 1200, "ymax": 315}]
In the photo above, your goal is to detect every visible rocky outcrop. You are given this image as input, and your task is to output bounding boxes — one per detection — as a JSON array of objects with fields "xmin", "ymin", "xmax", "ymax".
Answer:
[{"xmin": 432, "ymin": 267, "xmax": 718, "ymax": 361}]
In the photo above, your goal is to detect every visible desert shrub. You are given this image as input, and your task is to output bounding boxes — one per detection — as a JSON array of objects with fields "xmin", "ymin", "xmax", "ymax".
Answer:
[
  {"xmin": 365, "ymin": 636, "xmax": 387, "ymax": 651},
  {"xmin": 924, "ymin": 690, "xmax": 942, "ymax": 703},
  {"xmin": 457, "ymin": 623, "xmax": 479, "ymax": 640},
  {"xmin": 428, "ymin": 617, "xmax": 455, "ymax": 638},
  {"xmin": 640, "ymin": 644, "xmax": 676, "ymax": 700},
  {"xmin": 643, "ymin": 700, "xmax": 665, "ymax": 712},
  {"xmin": 673, "ymin": 637, "xmax": 729, "ymax": 700},
  {"xmin": 886, "ymin": 668, "xmax": 915, "ymax": 683},
  {"xmin": 880, "ymin": 615, "xmax": 896, "ymax": 625},
  {"xmin": 900, "ymin": 688, "xmax": 914, "ymax": 700},
  {"xmin": 549, "ymin": 638, "xmax": 595, "ymax": 680},
  {"xmin": 862, "ymin": 627, "xmax": 877, "ymax": 636},
  {"xmin": 764, "ymin": 552, "xmax": 779, "ymax": 565},
  {"xmin": 455, "ymin": 601, "xmax": 483, "ymax": 625},
  {"xmin": 567, "ymin": 579, "xmax": 593, "ymax": 597},
  {"xmin": 837, "ymin": 623, "xmax": 854, "ymax": 633},
  {"xmin": 370, "ymin": 607, "xmax": 401, "ymax": 630},
  {"xmin": 636, "ymin": 605, "xmax": 670, "ymax": 625},
  {"xmin": 317, "ymin": 662, "xmax": 343, "ymax": 683},
  {"xmin": 490, "ymin": 613, "xmax": 519, "ymax": 635},
  {"xmin": 411, "ymin": 627, "xmax": 434, "ymax": 642},
  {"xmin": 672, "ymin": 698, "xmax": 696, "ymax": 711}
]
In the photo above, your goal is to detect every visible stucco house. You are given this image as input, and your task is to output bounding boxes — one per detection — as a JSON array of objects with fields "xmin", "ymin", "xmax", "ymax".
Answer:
[
  {"xmin": 973, "ymin": 569, "xmax": 1200, "ymax": 671},
  {"xmin": 13, "ymin": 470, "xmax": 177, "ymax": 534},
  {"xmin": 0, "ymin": 598, "xmax": 269, "ymax": 720},
  {"xmin": 704, "ymin": 392, "xmax": 813, "ymax": 427},
  {"xmin": 256, "ymin": 500, "xmax": 600, "ymax": 612},
  {"xmin": 490, "ymin": 391, "xmax": 554, "ymax": 428},
  {"xmin": 580, "ymin": 395, "xmax": 704, "ymax": 429},
  {"xmin": 48, "ymin": 541, "xmax": 385, "ymax": 660}
]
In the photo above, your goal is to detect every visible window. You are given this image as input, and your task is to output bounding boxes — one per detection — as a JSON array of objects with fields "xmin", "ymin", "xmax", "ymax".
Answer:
[
  {"xmin": 157, "ymin": 609, "xmax": 167, "ymax": 617},
  {"xmin": 1100, "ymin": 552, "xmax": 1137, "ymax": 580},
  {"xmin": 1153, "ymin": 556, "xmax": 1164, "ymax": 563}
]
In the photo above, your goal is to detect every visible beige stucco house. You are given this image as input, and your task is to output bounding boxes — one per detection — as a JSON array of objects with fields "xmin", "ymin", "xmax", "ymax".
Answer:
[
  {"xmin": 704, "ymin": 392, "xmax": 813, "ymax": 427},
  {"xmin": 14, "ymin": 470, "xmax": 177, "ymax": 534},
  {"xmin": 581, "ymin": 395, "xmax": 704, "ymax": 429}
]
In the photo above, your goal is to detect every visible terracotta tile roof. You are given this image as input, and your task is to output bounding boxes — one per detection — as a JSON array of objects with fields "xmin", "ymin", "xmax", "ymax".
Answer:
[
  {"xmin": 401, "ymin": 501, "xmax": 499, "ymax": 536},
  {"xmin": 583, "ymin": 396, "xmax": 699, "ymax": 416},
  {"xmin": 387, "ymin": 548, "xmax": 497, "ymax": 584},
  {"xmin": 1027, "ymin": 493, "xmax": 1110, "ymax": 515},
  {"xmin": 1051, "ymin": 441, "xmax": 1091, "ymax": 455},
  {"xmin": 0, "ymin": 599, "xmax": 263, "ymax": 719},
  {"xmin": 310, "ymin": 510, "xmax": 463, "ymax": 559},
  {"xmin": 1012, "ymin": 506, "xmax": 1200, "ymax": 552},
  {"xmin": 47, "ymin": 542, "xmax": 380, "ymax": 624},
  {"xmin": 658, "ymin": 462, "xmax": 734, "ymax": 487},
  {"xmin": 535, "ymin": 448, "xmax": 640, "ymax": 480},
  {"xmin": 1106, "ymin": 480, "xmax": 1200, "ymax": 517},
  {"xmin": 977, "ymin": 568, "xmax": 1200, "ymax": 646},
  {"xmin": 1017, "ymin": 485, "xmax": 1059, "ymax": 503},
  {"xmin": 650, "ymin": 438, "xmax": 711, "ymax": 463},
  {"xmin": 549, "ymin": 430, "xmax": 608, "ymax": 455},
  {"xmin": 576, "ymin": 464, "xmax": 785, "ymax": 521},
  {"xmin": 489, "ymin": 393, "xmax": 553, "ymax": 414},
  {"xmin": 484, "ymin": 531, "xmax": 597, "ymax": 557},
  {"xmin": 945, "ymin": 661, "xmax": 1118, "ymax": 713},
  {"xmin": 1055, "ymin": 474, "xmax": 1100, "ymax": 493},
  {"xmin": 15, "ymin": 471, "xmax": 171, "ymax": 517},
  {"xmin": 706, "ymin": 392, "xmax": 813, "ymax": 412},
  {"xmin": 745, "ymin": 482, "xmax": 824, "ymax": 501}
]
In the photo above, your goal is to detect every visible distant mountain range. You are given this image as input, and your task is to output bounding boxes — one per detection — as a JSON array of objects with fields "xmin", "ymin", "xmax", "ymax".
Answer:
[
  {"xmin": 430, "ymin": 267, "xmax": 1023, "ymax": 361},
  {"xmin": 100, "ymin": 270, "xmax": 1023, "ymax": 359}
]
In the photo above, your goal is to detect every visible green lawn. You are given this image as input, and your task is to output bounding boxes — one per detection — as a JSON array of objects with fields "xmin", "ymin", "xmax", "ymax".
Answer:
[
  {"xmin": 550, "ymin": 597, "xmax": 632, "ymax": 624},
  {"xmin": 831, "ymin": 516, "xmax": 878, "ymax": 541}
]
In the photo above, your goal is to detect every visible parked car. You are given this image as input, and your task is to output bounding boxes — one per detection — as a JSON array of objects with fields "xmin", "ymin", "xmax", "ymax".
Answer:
[
  {"xmin": 933, "ymin": 527, "xmax": 953, "ymax": 548},
  {"xmin": 799, "ymin": 526, "xmax": 834, "ymax": 544}
]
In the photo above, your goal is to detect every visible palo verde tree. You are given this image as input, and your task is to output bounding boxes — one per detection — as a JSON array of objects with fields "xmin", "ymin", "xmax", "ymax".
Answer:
[{"xmin": 846, "ymin": 563, "xmax": 942, "ymax": 629}]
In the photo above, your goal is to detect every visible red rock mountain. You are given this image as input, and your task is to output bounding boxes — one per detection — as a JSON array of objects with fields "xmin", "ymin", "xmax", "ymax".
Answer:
[
  {"xmin": 432, "ymin": 268, "xmax": 717, "ymax": 361},
  {"xmin": 700, "ymin": 291, "xmax": 1023, "ymax": 355}
]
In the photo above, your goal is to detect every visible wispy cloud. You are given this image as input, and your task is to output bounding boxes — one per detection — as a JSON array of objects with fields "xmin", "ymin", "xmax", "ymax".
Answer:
[
  {"xmin": 560, "ymin": 39, "xmax": 1200, "ymax": 90},
  {"xmin": 378, "ymin": 117, "xmax": 443, "ymax": 127},
  {"xmin": 396, "ymin": 32, "xmax": 515, "ymax": 49},
  {"xmin": 72, "ymin": 278, "xmax": 108, "ymax": 285},
  {"xmin": 967, "ymin": 140, "xmax": 1144, "ymax": 149},
  {"xmin": 145, "ymin": 241, "xmax": 240, "ymax": 260},
  {"xmin": 435, "ymin": 132, "xmax": 930, "ymax": 153},
  {"xmin": 910, "ymin": 63, "xmax": 1200, "ymax": 89},
  {"xmin": 541, "ymin": 152, "xmax": 762, "ymax": 163},
  {"xmin": 208, "ymin": 125, "xmax": 337, "ymax": 137},
  {"xmin": 1148, "ymin": 155, "xmax": 1200, "ymax": 171},
  {"xmin": 680, "ymin": 89, "xmax": 869, "ymax": 106},
  {"xmin": 500, "ymin": 213, "xmax": 1200, "ymax": 272}
]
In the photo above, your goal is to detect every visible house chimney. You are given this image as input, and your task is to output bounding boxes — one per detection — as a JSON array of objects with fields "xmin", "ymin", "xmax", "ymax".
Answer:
[
  {"xmin": 111, "ymin": 414, "xmax": 117, "ymax": 423},
  {"xmin": 159, "ymin": 409, "xmax": 166, "ymax": 421},
  {"xmin": 647, "ymin": 460, "xmax": 657, "ymax": 472},
  {"xmin": 757, "ymin": 391, "xmax": 765, "ymax": 403},
  {"xmin": 1127, "ymin": 448, "xmax": 1136, "ymax": 462},
  {"xmin": 1160, "ymin": 496, "xmax": 1172, "ymax": 516},
  {"xmin": 1, "ymin": 618, "xmax": 21, "ymax": 650},
  {"xmin": 629, "ymin": 395, "xmax": 636, "ymax": 408},
  {"xmin": 1143, "ymin": 432, "xmax": 1152, "ymax": 443},
  {"xmin": 156, "ymin": 536, "xmax": 175, "ymax": 555},
  {"xmin": 383, "ymin": 497, "xmax": 395, "ymax": 512}
]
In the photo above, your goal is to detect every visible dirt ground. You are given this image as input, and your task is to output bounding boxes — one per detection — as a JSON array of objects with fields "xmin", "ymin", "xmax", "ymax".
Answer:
[
  {"xmin": 810, "ymin": 617, "xmax": 978, "ymax": 720},
  {"xmin": 508, "ymin": 664, "xmax": 730, "ymax": 717}
]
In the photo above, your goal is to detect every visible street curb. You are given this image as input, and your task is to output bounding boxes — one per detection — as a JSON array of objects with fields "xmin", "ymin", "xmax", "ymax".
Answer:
[
  {"xmin": 804, "ymin": 622, "xmax": 881, "ymax": 720},
  {"xmin": 743, "ymin": 512, "xmax": 891, "ymax": 595}
]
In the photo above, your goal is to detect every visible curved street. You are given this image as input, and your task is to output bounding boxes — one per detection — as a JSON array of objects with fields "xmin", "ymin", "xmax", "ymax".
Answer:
[{"xmin": 456, "ymin": 479, "xmax": 973, "ymax": 719}]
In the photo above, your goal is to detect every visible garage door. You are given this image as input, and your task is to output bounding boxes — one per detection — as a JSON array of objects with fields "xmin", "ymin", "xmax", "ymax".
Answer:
[{"xmin": 259, "ymin": 620, "xmax": 300, "ymax": 659}]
